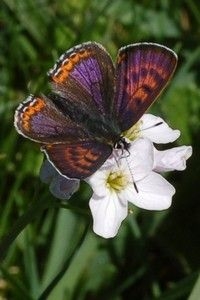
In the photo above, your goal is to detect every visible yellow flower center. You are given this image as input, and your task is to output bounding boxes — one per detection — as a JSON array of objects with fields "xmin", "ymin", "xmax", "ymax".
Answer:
[
  {"xmin": 106, "ymin": 170, "xmax": 128, "ymax": 191},
  {"xmin": 123, "ymin": 120, "xmax": 142, "ymax": 141}
]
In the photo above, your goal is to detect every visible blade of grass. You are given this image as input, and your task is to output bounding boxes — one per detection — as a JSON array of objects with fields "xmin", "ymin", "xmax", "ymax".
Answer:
[
  {"xmin": 0, "ymin": 266, "xmax": 34, "ymax": 300},
  {"xmin": 188, "ymin": 273, "xmax": 200, "ymax": 300},
  {"xmin": 0, "ymin": 196, "xmax": 54, "ymax": 262},
  {"xmin": 38, "ymin": 221, "xmax": 90, "ymax": 300}
]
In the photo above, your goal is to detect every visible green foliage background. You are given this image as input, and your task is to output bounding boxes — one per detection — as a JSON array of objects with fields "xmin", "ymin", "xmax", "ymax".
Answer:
[{"xmin": 0, "ymin": 0, "xmax": 200, "ymax": 299}]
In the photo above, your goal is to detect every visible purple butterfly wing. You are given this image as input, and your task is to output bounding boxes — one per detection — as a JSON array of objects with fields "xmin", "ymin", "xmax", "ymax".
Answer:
[
  {"xmin": 48, "ymin": 42, "xmax": 115, "ymax": 118},
  {"xmin": 14, "ymin": 95, "xmax": 89, "ymax": 143},
  {"xmin": 14, "ymin": 94, "xmax": 112, "ymax": 179},
  {"xmin": 14, "ymin": 42, "xmax": 116, "ymax": 179},
  {"xmin": 114, "ymin": 43, "xmax": 178, "ymax": 131},
  {"xmin": 42, "ymin": 141, "xmax": 112, "ymax": 179}
]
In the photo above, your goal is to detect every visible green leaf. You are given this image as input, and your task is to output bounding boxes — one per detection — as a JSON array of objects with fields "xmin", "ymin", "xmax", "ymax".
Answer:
[{"xmin": 188, "ymin": 273, "xmax": 200, "ymax": 300}]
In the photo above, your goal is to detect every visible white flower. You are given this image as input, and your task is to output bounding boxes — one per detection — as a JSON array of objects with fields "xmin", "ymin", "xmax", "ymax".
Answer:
[
  {"xmin": 153, "ymin": 146, "xmax": 193, "ymax": 172},
  {"xmin": 123, "ymin": 113, "xmax": 180, "ymax": 144},
  {"xmin": 87, "ymin": 138, "xmax": 175, "ymax": 239},
  {"xmin": 39, "ymin": 115, "xmax": 192, "ymax": 239}
]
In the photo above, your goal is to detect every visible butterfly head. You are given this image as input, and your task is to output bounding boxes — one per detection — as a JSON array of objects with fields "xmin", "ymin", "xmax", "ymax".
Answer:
[{"xmin": 114, "ymin": 137, "xmax": 130, "ymax": 153}]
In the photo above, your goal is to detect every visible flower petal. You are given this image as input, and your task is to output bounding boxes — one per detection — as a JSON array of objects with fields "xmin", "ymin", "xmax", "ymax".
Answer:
[
  {"xmin": 129, "ymin": 172, "xmax": 175, "ymax": 210},
  {"xmin": 140, "ymin": 114, "xmax": 180, "ymax": 143},
  {"xmin": 89, "ymin": 191, "xmax": 128, "ymax": 238},
  {"xmin": 153, "ymin": 146, "xmax": 193, "ymax": 172},
  {"xmin": 86, "ymin": 168, "xmax": 109, "ymax": 197},
  {"xmin": 126, "ymin": 138, "xmax": 154, "ymax": 181}
]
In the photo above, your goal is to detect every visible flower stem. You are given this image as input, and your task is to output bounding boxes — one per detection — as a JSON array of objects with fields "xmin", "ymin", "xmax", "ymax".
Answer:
[{"xmin": 0, "ymin": 197, "xmax": 54, "ymax": 262}]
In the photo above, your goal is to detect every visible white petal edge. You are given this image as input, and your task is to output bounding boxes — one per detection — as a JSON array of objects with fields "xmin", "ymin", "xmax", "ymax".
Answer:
[
  {"xmin": 89, "ymin": 191, "xmax": 128, "ymax": 238},
  {"xmin": 86, "ymin": 168, "xmax": 109, "ymax": 197},
  {"xmin": 140, "ymin": 114, "xmax": 180, "ymax": 143},
  {"xmin": 153, "ymin": 146, "xmax": 193, "ymax": 172},
  {"xmin": 128, "ymin": 172, "xmax": 175, "ymax": 210}
]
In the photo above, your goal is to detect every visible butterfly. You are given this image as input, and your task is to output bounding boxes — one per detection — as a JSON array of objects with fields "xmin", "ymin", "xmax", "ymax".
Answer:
[{"xmin": 14, "ymin": 41, "xmax": 177, "ymax": 179}]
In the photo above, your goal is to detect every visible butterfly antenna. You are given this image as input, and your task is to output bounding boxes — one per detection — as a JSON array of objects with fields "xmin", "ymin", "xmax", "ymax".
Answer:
[
  {"xmin": 139, "ymin": 121, "xmax": 163, "ymax": 133},
  {"xmin": 125, "ymin": 156, "xmax": 139, "ymax": 193},
  {"xmin": 134, "ymin": 181, "xmax": 139, "ymax": 193},
  {"xmin": 113, "ymin": 150, "xmax": 120, "ymax": 167}
]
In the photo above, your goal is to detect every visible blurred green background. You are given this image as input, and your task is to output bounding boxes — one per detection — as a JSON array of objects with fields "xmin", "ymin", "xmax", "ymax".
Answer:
[{"xmin": 0, "ymin": 0, "xmax": 200, "ymax": 299}]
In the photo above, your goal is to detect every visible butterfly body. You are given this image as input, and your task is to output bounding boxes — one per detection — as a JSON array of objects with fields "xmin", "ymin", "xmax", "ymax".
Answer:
[
  {"xmin": 49, "ymin": 92, "xmax": 121, "ymax": 146},
  {"xmin": 14, "ymin": 42, "xmax": 177, "ymax": 179}
]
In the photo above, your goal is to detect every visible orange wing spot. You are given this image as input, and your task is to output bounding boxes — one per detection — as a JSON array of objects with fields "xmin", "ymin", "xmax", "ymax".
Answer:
[
  {"xmin": 147, "ymin": 78, "xmax": 157, "ymax": 89},
  {"xmin": 78, "ymin": 158, "xmax": 92, "ymax": 168},
  {"xmin": 79, "ymin": 49, "xmax": 92, "ymax": 59},
  {"xmin": 52, "ymin": 49, "xmax": 92, "ymax": 83},
  {"xmin": 21, "ymin": 98, "xmax": 45, "ymax": 131},
  {"xmin": 133, "ymin": 89, "xmax": 148, "ymax": 102},
  {"xmin": 46, "ymin": 144, "xmax": 53, "ymax": 149},
  {"xmin": 86, "ymin": 150, "xmax": 99, "ymax": 162},
  {"xmin": 72, "ymin": 164, "xmax": 92, "ymax": 175},
  {"xmin": 69, "ymin": 53, "xmax": 81, "ymax": 63},
  {"xmin": 33, "ymin": 98, "xmax": 45, "ymax": 110},
  {"xmin": 66, "ymin": 146, "xmax": 100, "ymax": 170},
  {"xmin": 63, "ymin": 60, "xmax": 74, "ymax": 71}
]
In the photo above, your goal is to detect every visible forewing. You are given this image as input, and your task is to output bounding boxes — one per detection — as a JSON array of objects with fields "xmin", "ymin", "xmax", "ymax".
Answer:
[
  {"xmin": 42, "ymin": 141, "xmax": 112, "ymax": 179},
  {"xmin": 48, "ymin": 42, "xmax": 115, "ymax": 118},
  {"xmin": 114, "ymin": 43, "xmax": 178, "ymax": 131},
  {"xmin": 14, "ymin": 95, "xmax": 88, "ymax": 143}
]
